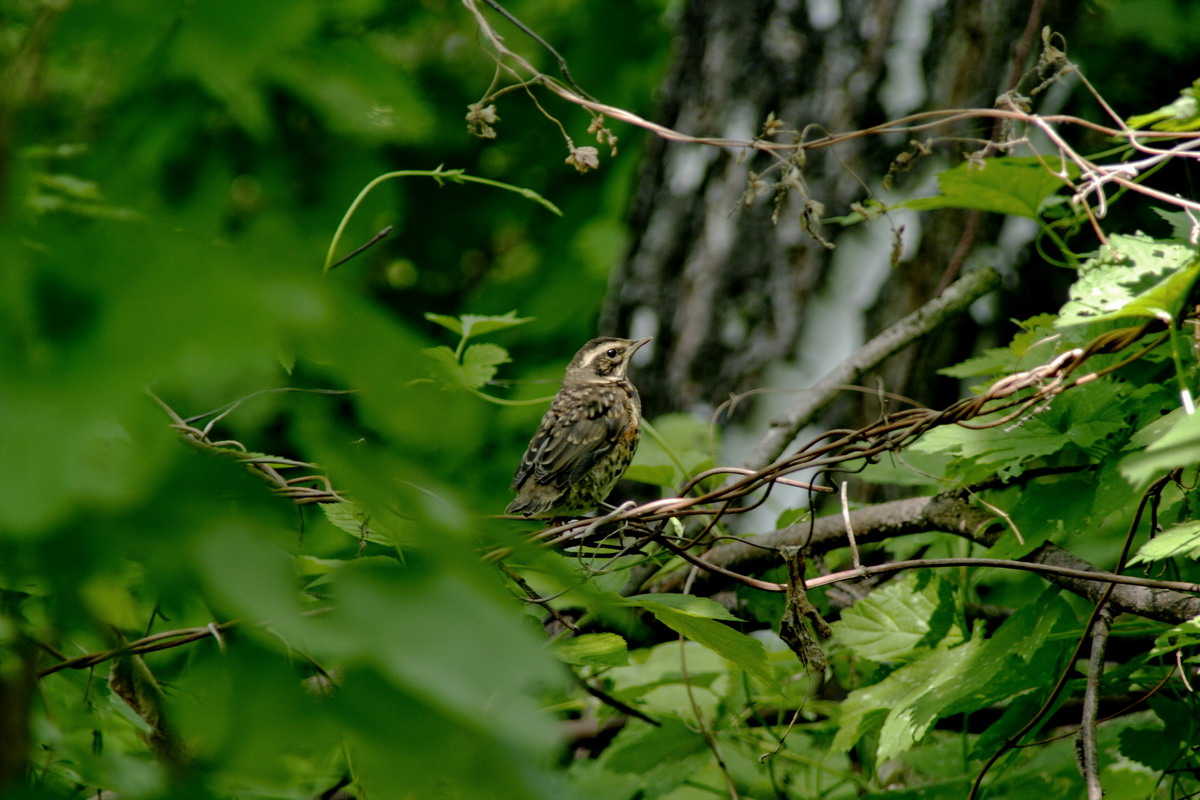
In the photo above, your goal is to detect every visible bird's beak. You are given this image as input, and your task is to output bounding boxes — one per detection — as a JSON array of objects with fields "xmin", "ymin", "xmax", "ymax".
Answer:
[{"xmin": 630, "ymin": 337, "xmax": 653, "ymax": 356}]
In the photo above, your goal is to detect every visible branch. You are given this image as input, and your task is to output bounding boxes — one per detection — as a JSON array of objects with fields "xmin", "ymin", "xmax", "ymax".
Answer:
[
  {"xmin": 1022, "ymin": 542, "xmax": 1200, "ymax": 624},
  {"xmin": 1078, "ymin": 605, "xmax": 1113, "ymax": 800},
  {"xmin": 742, "ymin": 266, "xmax": 1001, "ymax": 471},
  {"xmin": 148, "ymin": 389, "xmax": 350, "ymax": 506},
  {"xmin": 38, "ymin": 621, "xmax": 239, "ymax": 678},
  {"xmin": 651, "ymin": 494, "xmax": 1200, "ymax": 625},
  {"xmin": 653, "ymin": 491, "xmax": 1001, "ymax": 594}
]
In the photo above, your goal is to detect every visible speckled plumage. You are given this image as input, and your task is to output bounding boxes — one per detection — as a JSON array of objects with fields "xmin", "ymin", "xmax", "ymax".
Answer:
[{"xmin": 507, "ymin": 337, "xmax": 651, "ymax": 517}]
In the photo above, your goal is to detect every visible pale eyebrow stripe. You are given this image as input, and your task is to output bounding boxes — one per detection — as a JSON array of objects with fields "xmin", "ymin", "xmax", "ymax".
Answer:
[{"xmin": 579, "ymin": 347, "xmax": 602, "ymax": 367}]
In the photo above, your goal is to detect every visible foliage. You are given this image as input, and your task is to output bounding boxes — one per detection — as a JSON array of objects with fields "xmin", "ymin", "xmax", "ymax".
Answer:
[{"xmin": 4, "ymin": 2, "xmax": 1200, "ymax": 800}]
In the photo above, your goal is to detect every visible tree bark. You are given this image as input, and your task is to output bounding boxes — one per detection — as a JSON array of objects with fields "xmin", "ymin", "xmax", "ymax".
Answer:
[{"xmin": 603, "ymin": 0, "xmax": 1068, "ymax": 424}]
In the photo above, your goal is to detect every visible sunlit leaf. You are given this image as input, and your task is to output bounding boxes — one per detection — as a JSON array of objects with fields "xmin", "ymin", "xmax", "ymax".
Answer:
[{"xmin": 1057, "ymin": 234, "xmax": 1200, "ymax": 327}]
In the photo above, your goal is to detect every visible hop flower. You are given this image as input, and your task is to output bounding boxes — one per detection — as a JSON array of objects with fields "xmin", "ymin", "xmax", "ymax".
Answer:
[
  {"xmin": 565, "ymin": 145, "xmax": 600, "ymax": 174},
  {"xmin": 465, "ymin": 103, "xmax": 500, "ymax": 139}
]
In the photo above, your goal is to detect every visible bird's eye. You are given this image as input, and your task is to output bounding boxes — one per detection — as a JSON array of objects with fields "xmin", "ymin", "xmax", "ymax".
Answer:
[{"xmin": 606, "ymin": 348, "xmax": 619, "ymax": 358}]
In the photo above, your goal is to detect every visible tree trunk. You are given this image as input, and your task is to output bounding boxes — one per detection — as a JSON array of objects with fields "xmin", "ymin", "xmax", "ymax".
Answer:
[{"xmin": 603, "ymin": 0, "xmax": 1070, "ymax": 428}]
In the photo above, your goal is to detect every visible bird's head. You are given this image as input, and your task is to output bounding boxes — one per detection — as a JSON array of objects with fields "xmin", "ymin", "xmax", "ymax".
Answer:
[{"xmin": 564, "ymin": 337, "xmax": 652, "ymax": 383}]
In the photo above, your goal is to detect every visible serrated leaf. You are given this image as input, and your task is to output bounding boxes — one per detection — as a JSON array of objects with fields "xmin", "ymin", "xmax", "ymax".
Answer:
[
  {"xmin": 1153, "ymin": 207, "xmax": 1200, "ymax": 241},
  {"xmin": 853, "ymin": 450, "xmax": 950, "ymax": 487},
  {"xmin": 460, "ymin": 343, "xmax": 511, "ymax": 388},
  {"xmin": 635, "ymin": 605, "xmax": 771, "ymax": 683},
  {"xmin": 901, "ymin": 157, "xmax": 1079, "ymax": 219},
  {"xmin": 834, "ymin": 591, "xmax": 1074, "ymax": 762},
  {"xmin": 832, "ymin": 575, "xmax": 961, "ymax": 663},
  {"xmin": 321, "ymin": 501, "xmax": 390, "ymax": 545},
  {"xmin": 549, "ymin": 633, "xmax": 629, "ymax": 666},
  {"xmin": 623, "ymin": 593, "xmax": 739, "ymax": 621},
  {"xmin": 1128, "ymin": 521, "xmax": 1200, "ymax": 565},
  {"xmin": 1119, "ymin": 725, "xmax": 1176, "ymax": 770},
  {"xmin": 1057, "ymin": 233, "xmax": 1200, "ymax": 327},
  {"xmin": 832, "ymin": 639, "xmax": 982, "ymax": 759},
  {"xmin": 911, "ymin": 418, "xmax": 1070, "ymax": 477}
]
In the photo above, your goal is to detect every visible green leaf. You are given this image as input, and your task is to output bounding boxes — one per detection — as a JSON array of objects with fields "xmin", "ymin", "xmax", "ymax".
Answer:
[
  {"xmin": 832, "ymin": 639, "xmax": 983, "ymax": 759},
  {"xmin": 1128, "ymin": 521, "xmax": 1200, "ymax": 565},
  {"xmin": 834, "ymin": 592, "xmax": 1074, "ymax": 762},
  {"xmin": 630, "ymin": 413, "xmax": 718, "ymax": 488},
  {"xmin": 910, "ymin": 417, "xmax": 1070, "ymax": 478},
  {"xmin": 1153, "ymin": 207, "xmax": 1200, "ymax": 241},
  {"xmin": 295, "ymin": 554, "xmax": 348, "ymax": 576},
  {"xmin": 1121, "ymin": 409, "xmax": 1200, "ymax": 484},
  {"xmin": 549, "ymin": 633, "xmax": 629, "ymax": 666},
  {"xmin": 422, "ymin": 343, "xmax": 512, "ymax": 390},
  {"xmin": 1151, "ymin": 615, "xmax": 1200, "ymax": 657},
  {"xmin": 1126, "ymin": 78, "xmax": 1200, "ymax": 132},
  {"xmin": 937, "ymin": 348, "xmax": 1015, "ymax": 379},
  {"xmin": 901, "ymin": 157, "xmax": 1079, "ymax": 218},
  {"xmin": 424, "ymin": 312, "xmax": 463, "ymax": 335},
  {"xmin": 1057, "ymin": 233, "xmax": 1200, "ymax": 327},
  {"xmin": 423, "ymin": 310, "xmax": 535, "ymax": 343},
  {"xmin": 634, "ymin": 604, "xmax": 772, "ymax": 683},
  {"xmin": 460, "ymin": 343, "xmax": 511, "ymax": 388},
  {"xmin": 832, "ymin": 575, "xmax": 962, "ymax": 663},
  {"xmin": 621, "ymin": 463, "xmax": 676, "ymax": 487},
  {"xmin": 457, "ymin": 311, "xmax": 534, "ymax": 341},
  {"xmin": 623, "ymin": 593, "xmax": 740, "ymax": 621},
  {"xmin": 852, "ymin": 450, "xmax": 950, "ymax": 487},
  {"xmin": 321, "ymin": 501, "xmax": 391, "ymax": 545},
  {"xmin": 604, "ymin": 718, "xmax": 708, "ymax": 773}
]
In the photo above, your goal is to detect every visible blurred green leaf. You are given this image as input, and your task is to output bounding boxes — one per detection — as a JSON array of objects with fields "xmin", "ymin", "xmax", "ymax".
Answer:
[
  {"xmin": 549, "ymin": 632, "xmax": 629, "ymax": 666},
  {"xmin": 461, "ymin": 343, "xmax": 512, "ymax": 388},
  {"xmin": 457, "ymin": 311, "xmax": 536, "ymax": 341},
  {"xmin": 604, "ymin": 718, "xmax": 708, "ymax": 774}
]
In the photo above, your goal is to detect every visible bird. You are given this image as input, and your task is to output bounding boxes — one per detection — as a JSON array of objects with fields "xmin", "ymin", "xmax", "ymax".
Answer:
[{"xmin": 507, "ymin": 336, "xmax": 652, "ymax": 517}]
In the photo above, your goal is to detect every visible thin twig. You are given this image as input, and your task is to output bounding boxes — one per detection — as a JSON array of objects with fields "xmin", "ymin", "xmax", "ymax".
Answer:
[
  {"xmin": 839, "ymin": 482, "xmax": 861, "ymax": 570},
  {"xmin": 326, "ymin": 226, "xmax": 393, "ymax": 271}
]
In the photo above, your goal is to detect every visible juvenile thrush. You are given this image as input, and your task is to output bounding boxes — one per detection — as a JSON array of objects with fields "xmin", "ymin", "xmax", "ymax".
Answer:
[{"xmin": 507, "ymin": 336, "xmax": 652, "ymax": 517}]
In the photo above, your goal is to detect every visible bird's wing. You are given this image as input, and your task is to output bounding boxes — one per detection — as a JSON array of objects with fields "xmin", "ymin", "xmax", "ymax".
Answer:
[{"xmin": 512, "ymin": 388, "xmax": 624, "ymax": 490}]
